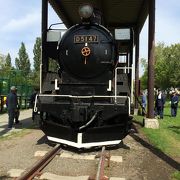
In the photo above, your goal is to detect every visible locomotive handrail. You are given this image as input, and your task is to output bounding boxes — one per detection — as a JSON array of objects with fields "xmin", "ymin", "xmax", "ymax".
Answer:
[
  {"xmin": 36, "ymin": 94, "xmax": 129, "ymax": 98},
  {"xmin": 34, "ymin": 94, "xmax": 38, "ymax": 113},
  {"xmin": 48, "ymin": 22, "xmax": 65, "ymax": 29},
  {"xmin": 114, "ymin": 66, "xmax": 133, "ymax": 105},
  {"xmin": 34, "ymin": 94, "xmax": 131, "ymax": 115},
  {"xmin": 79, "ymin": 111, "xmax": 99, "ymax": 131},
  {"xmin": 115, "ymin": 66, "xmax": 132, "ymax": 72}
]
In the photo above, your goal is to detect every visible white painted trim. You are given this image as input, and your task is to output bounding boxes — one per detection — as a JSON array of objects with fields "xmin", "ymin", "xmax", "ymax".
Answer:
[
  {"xmin": 34, "ymin": 95, "xmax": 38, "ymax": 112},
  {"xmin": 40, "ymin": 63, "xmax": 42, "ymax": 94},
  {"xmin": 107, "ymin": 80, "xmax": 112, "ymax": 91},
  {"xmin": 77, "ymin": 133, "xmax": 82, "ymax": 145},
  {"xmin": 131, "ymin": 63, "xmax": 134, "ymax": 104},
  {"xmin": 55, "ymin": 79, "xmax": 59, "ymax": 90},
  {"xmin": 47, "ymin": 136, "xmax": 121, "ymax": 148}
]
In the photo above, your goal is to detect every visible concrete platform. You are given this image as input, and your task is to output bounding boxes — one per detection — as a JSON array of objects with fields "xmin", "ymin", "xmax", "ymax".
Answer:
[
  {"xmin": 34, "ymin": 150, "xmax": 48, "ymax": 157},
  {"xmin": 7, "ymin": 169, "xmax": 25, "ymax": 178},
  {"xmin": 60, "ymin": 151, "xmax": 95, "ymax": 160},
  {"xmin": 110, "ymin": 156, "xmax": 123, "ymax": 163},
  {"xmin": 7, "ymin": 169, "xmax": 125, "ymax": 180},
  {"xmin": 144, "ymin": 118, "xmax": 159, "ymax": 129},
  {"xmin": 40, "ymin": 172, "xmax": 89, "ymax": 180},
  {"xmin": 33, "ymin": 150, "xmax": 123, "ymax": 166},
  {"xmin": 40, "ymin": 172, "xmax": 125, "ymax": 180},
  {"xmin": 60, "ymin": 151, "xmax": 123, "ymax": 163}
]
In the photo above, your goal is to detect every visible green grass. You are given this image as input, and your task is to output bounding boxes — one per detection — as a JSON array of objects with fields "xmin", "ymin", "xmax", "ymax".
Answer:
[
  {"xmin": 134, "ymin": 104, "xmax": 180, "ymax": 179},
  {"xmin": 0, "ymin": 128, "xmax": 32, "ymax": 141},
  {"xmin": 134, "ymin": 105, "xmax": 180, "ymax": 157},
  {"xmin": 172, "ymin": 171, "xmax": 180, "ymax": 180}
]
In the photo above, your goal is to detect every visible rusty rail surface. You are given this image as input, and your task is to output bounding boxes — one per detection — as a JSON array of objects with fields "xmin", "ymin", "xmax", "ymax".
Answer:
[
  {"xmin": 17, "ymin": 144, "xmax": 62, "ymax": 180},
  {"xmin": 89, "ymin": 146, "xmax": 110, "ymax": 180}
]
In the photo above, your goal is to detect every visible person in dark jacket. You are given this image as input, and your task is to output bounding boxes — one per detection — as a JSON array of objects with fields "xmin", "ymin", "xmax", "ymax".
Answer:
[
  {"xmin": 6, "ymin": 86, "xmax": 18, "ymax": 129},
  {"xmin": 155, "ymin": 90, "xmax": 166, "ymax": 119},
  {"xmin": 170, "ymin": 91, "xmax": 179, "ymax": 117},
  {"xmin": 14, "ymin": 88, "xmax": 21, "ymax": 124}
]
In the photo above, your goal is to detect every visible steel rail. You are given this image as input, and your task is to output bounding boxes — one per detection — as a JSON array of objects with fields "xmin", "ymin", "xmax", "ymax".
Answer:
[
  {"xmin": 17, "ymin": 144, "xmax": 62, "ymax": 180},
  {"xmin": 95, "ymin": 146, "xmax": 110, "ymax": 180}
]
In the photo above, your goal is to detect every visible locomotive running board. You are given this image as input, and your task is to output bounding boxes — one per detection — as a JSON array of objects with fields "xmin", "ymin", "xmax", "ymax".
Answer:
[
  {"xmin": 47, "ymin": 134, "xmax": 121, "ymax": 148},
  {"xmin": 34, "ymin": 94, "xmax": 131, "ymax": 115}
]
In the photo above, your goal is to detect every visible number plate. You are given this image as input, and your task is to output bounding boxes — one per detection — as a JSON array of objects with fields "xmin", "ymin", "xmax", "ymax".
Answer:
[{"xmin": 74, "ymin": 35, "xmax": 98, "ymax": 43}]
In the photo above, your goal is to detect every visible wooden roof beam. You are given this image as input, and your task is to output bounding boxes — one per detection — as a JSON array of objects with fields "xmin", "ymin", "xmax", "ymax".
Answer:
[
  {"xmin": 136, "ymin": 0, "xmax": 148, "ymax": 33},
  {"xmin": 48, "ymin": 0, "xmax": 73, "ymax": 28}
]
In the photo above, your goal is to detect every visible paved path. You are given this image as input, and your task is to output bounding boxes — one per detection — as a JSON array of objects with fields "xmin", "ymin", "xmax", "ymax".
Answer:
[{"xmin": 0, "ymin": 109, "xmax": 33, "ymax": 136}]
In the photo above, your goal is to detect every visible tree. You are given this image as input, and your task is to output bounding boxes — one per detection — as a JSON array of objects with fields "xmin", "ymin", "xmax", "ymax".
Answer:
[
  {"xmin": 154, "ymin": 42, "xmax": 168, "ymax": 89},
  {"xmin": 167, "ymin": 44, "xmax": 180, "ymax": 87},
  {"xmin": 155, "ymin": 43, "xmax": 180, "ymax": 89},
  {"xmin": 0, "ymin": 53, "xmax": 12, "ymax": 80},
  {"xmin": 15, "ymin": 42, "xmax": 31, "ymax": 76},
  {"xmin": 0, "ymin": 54, "xmax": 6, "ymax": 69},
  {"xmin": 4, "ymin": 53, "xmax": 12, "ymax": 69},
  {"xmin": 33, "ymin": 37, "xmax": 41, "ymax": 72},
  {"xmin": 31, "ymin": 37, "xmax": 42, "ymax": 87},
  {"xmin": 49, "ymin": 58, "xmax": 59, "ymax": 72},
  {"xmin": 140, "ymin": 58, "xmax": 148, "ymax": 90},
  {"xmin": 141, "ymin": 43, "xmax": 180, "ymax": 90}
]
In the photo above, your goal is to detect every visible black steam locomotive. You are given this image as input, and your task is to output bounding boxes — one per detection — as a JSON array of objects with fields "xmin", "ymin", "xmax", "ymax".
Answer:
[{"xmin": 35, "ymin": 4, "xmax": 133, "ymax": 148}]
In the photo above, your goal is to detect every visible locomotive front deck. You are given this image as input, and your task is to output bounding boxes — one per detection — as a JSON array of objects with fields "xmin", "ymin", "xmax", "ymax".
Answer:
[{"xmin": 36, "ymin": 95, "xmax": 131, "ymax": 148}]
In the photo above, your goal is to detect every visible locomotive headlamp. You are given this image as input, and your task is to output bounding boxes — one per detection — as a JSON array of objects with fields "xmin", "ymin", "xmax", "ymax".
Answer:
[{"xmin": 79, "ymin": 4, "xmax": 93, "ymax": 19}]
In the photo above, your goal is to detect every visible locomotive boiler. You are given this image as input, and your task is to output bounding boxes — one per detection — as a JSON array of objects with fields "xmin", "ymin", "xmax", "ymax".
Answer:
[{"xmin": 35, "ymin": 4, "xmax": 133, "ymax": 148}]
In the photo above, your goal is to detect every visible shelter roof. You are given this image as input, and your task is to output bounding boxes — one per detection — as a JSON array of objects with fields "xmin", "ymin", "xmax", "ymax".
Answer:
[{"xmin": 48, "ymin": 0, "xmax": 148, "ymax": 31}]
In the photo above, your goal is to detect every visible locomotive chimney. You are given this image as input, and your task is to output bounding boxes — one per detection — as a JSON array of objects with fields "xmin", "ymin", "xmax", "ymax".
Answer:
[
  {"xmin": 79, "ymin": 4, "xmax": 102, "ymax": 24},
  {"xmin": 79, "ymin": 4, "xmax": 93, "ymax": 23}
]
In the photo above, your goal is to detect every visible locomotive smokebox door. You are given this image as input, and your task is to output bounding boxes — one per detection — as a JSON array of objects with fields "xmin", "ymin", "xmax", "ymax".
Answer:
[{"xmin": 58, "ymin": 24, "xmax": 116, "ymax": 80}]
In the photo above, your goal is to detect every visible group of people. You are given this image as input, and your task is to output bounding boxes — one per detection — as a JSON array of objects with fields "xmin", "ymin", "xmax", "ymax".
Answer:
[
  {"xmin": 6, "ymin": 86, "xmax": 38, "ymax": 130},
  {"xmin": 155, "ymin": 89, "xmax": 179, "ymax": 119},
  {"xmin": 141, "ymin": 89, "xmax": 179, "ymax": 119}
]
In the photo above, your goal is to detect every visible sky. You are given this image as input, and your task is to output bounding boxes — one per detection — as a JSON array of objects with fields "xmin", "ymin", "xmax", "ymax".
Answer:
[{"xmin": 0, "ymin": 0, "xmax": 180, "ymax": 71}]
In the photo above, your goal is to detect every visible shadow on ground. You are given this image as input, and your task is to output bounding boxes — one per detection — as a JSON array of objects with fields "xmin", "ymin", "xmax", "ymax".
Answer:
[
  {"xmin": 132, "ymin": 119, "xmax": 144, "ymax": 127},
  {"xmin": 0, "ymin": 117, "xmax": 38, "ymax": 137},
  {"xmin": 168, "ymin": 126, "xmax": 180, "ymax": 135},
  {"xmin": 130, "ymin": 133, "xmax": 180, "ymax": 171},
  {"xmin": 0, "ymin": 175, "xmax": 10, "ymax": 180}
]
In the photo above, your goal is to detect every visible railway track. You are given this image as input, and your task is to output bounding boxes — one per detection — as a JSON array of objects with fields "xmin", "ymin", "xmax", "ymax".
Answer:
[
  {"xmin": 16, "ymin": 144, "xmax": 62, "ymax": 180},
  {"xmin": 16, "ymin": 145, "xmax": 113, "ymax": 180}
]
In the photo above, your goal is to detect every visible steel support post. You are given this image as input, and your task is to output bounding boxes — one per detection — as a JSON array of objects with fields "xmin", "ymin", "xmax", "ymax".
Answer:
[
  {"xmin": 147, "ymin": 0, "xmax": 155, "ymax": 118},
  {"xmin": 135, "ymin": 29, "xmax": 140, "ymax": 109},
  {"xmin": 41, "ymin": 0, "xmax": 48, "ymax": 86},
  {"xmin": 130, "ymin": 29, "xmax": 134, "ymax": 104}
]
